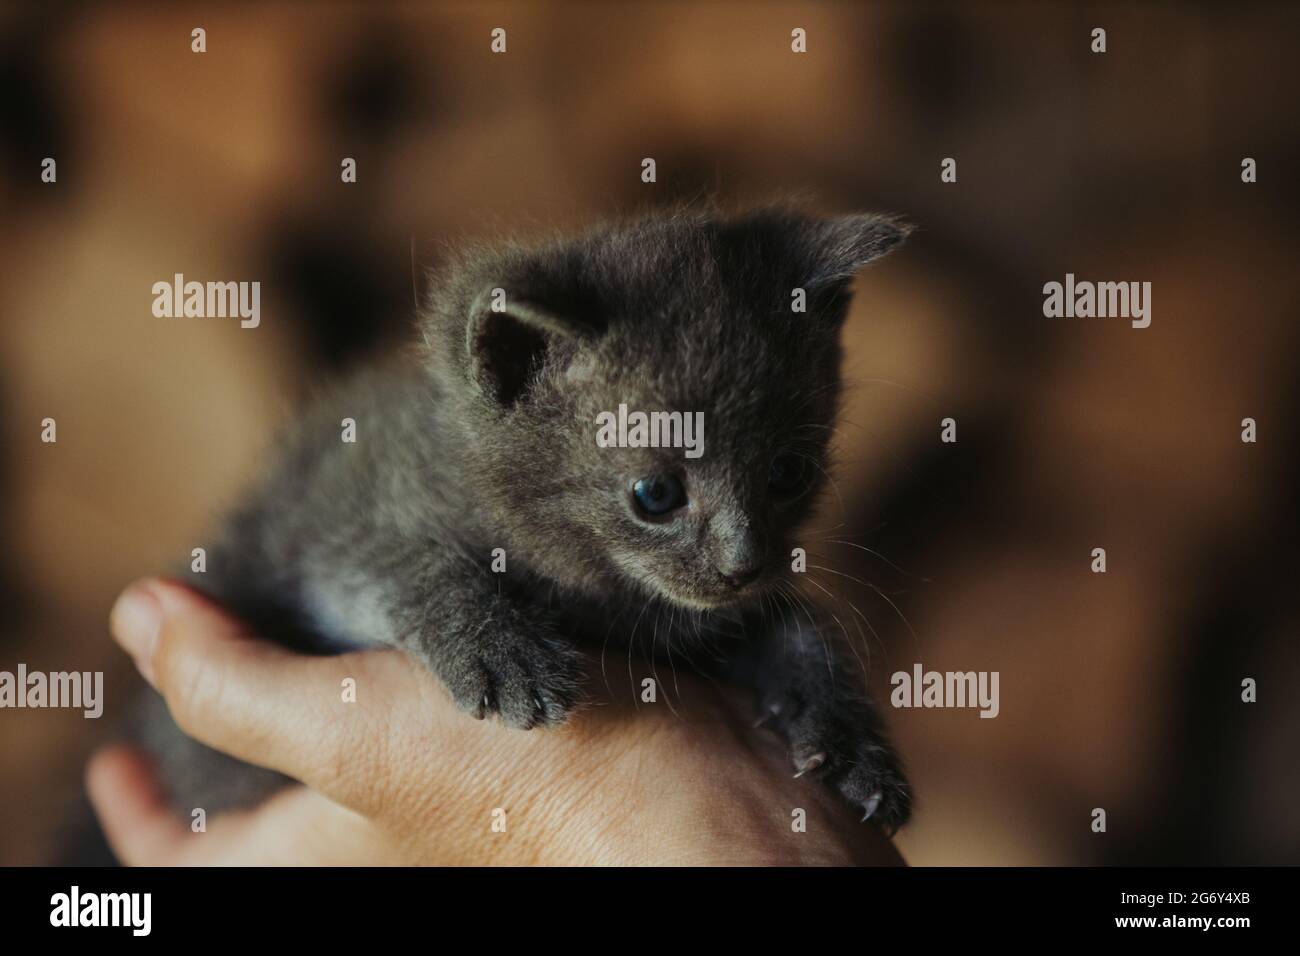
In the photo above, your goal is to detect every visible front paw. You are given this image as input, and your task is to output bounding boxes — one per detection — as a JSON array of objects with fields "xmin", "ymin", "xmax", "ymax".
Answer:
[
  {"xmin": 437, "ymin": 614, "xmax": 586, "ymax": 730},
  {"xmin": 756, "ymin": 687, "xmax": 912, "ymax": 833}
]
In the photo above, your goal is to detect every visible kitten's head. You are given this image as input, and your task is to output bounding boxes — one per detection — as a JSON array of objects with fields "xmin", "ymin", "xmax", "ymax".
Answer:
[{"xmin": 427, "ymin": 207, "xmax": 908, "ymax": 609}]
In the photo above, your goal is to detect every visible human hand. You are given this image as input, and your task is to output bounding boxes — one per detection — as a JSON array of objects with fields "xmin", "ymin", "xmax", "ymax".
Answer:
[{"xmin": 89, "ymin": 579, "xmax": 904, "ymax": 866}]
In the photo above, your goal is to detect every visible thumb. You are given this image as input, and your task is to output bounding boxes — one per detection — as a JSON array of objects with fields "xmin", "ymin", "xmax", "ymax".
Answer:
[{"xmin": 108, "ymin": 578, "xmax": 400, "ymax": 809}]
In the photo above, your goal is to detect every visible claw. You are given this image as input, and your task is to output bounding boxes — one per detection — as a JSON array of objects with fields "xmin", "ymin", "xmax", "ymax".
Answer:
[
  {"xmin": 792, "ymin": 751, "xmax": 826, "ymax": 778},
  {"xmin": 753, "ymin": 702, "xmax": 783, "ymax": 729},
  {"xmin": 860, "ymin": 790, "xmax": 883, "ymax": 822}
]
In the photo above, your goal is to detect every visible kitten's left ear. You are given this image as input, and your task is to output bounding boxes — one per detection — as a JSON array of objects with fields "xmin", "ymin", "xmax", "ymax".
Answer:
[
  {"xmin": 466, "ymin": 284, "xmax": 604, "ymax": 407},
  {"xmin": 805, "ymin": 213, "xmax": 911, "ymax": 290}
]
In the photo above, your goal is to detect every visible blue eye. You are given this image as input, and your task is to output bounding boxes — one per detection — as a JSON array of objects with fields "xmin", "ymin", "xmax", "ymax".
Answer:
[
  {"xmin": 769, "ymin": 453, "xmax": 808, "ymax": 495},
  {"xmin": 632, "ymin": 475, "xmax": 686, "ymax": 517}
]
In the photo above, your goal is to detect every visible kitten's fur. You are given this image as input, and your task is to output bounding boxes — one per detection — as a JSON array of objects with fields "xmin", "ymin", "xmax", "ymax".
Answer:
[{"xmin": 142, "ymin": 206, "xmax": 913, "ymax": 832}]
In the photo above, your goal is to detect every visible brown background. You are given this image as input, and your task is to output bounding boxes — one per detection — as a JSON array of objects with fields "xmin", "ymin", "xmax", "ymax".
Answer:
[{"xmin": 1, "ymin": 1, "xmax": 1297, "ymax": 865}]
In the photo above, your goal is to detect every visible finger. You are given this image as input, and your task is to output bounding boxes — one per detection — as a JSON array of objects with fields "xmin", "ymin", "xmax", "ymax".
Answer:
[
  {"xmin": 86, "ymin": 745, "xmax": 187, "ymax": 866},
  {"xmin": 109, "ymin": 578, "xmax": 411, "ymax": 812},
  {"xmin": 88, "ymin": 745, "xmax": 377, "ymax": 866}
]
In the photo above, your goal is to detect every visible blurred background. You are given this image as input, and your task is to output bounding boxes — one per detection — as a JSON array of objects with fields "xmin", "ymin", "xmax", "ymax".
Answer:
[{"xmin": 1, "ymin": 0, "xmax": 1297, "ymax": 865}]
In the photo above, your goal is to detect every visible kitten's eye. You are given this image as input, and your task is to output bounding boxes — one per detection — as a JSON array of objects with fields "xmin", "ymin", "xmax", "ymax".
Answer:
[
  {"xmin": 632, "ymin": 475, "xmax": 686, "ymax": 517},
  {"xmin": 768, "ymin": 452, "xmax": 809, "ymax": 496}
]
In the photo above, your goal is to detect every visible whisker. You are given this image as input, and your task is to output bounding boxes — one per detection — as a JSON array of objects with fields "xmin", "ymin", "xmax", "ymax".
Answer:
[
  {"xmin": 809, "ymin": 562, "xmax": 921, "ymax": 652},
  {"xmin": 626, "ymin": 598, "xmax": 654, "ymax": 709},
  {"xmin": 777, "ymin": 579, "xmax": 834, "ymax": 683},
  {"xmin": 794, "ymin": 575, "xmax": 862, "ymax": 688},
  {"xmin": 814, "ymin": 538, "xmax": 927, "ymax": 580}
]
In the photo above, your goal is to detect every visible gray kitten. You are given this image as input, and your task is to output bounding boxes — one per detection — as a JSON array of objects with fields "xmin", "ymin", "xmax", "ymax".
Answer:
[{"xmin": 142, "ymin": 206, "xmax": 914, "ymax": 833}]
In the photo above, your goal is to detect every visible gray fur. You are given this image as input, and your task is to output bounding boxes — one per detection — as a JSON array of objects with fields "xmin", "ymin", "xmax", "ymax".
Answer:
[{"xmin": 143, "ymin": 205, "xmax": 914, "ymax": 832}]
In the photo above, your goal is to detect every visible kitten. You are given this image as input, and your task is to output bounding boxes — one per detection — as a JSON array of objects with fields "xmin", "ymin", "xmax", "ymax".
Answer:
[{"xmin": 142, "ymin": 206, "xmax": 914, "ymax": 833}]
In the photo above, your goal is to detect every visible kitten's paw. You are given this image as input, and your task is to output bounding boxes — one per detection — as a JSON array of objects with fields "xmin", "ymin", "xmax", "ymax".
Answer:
[
  {"xmin": 439, "ymin": 623, "xmax": 585, "ymax": 730},
  {"xmin": 756, "ymin": 688, "xmax": 912, "ymax": 834},
  {"xmin": 831, "ymin": 741, "xmax": 911, "ymax": 834}
]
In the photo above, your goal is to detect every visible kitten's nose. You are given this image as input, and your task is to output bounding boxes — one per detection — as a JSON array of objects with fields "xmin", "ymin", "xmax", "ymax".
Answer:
[
  {"xmin": 713, "ymin": 537, "xmax": 763, "ymax": 588},
  {"xmin": 709, "ymin": 508, "xmax": 763, "ymax": 589}
]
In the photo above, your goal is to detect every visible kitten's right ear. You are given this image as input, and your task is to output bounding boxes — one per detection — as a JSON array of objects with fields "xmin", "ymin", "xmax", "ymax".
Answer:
[
  {"xmin": 804, "ymin": 213, "xmax": 911, "ymax": 290},
  {"xmin": 466, "ymin": 288, "xmax": 601, "ymax": 406},
  {"xmin": 788, "ymin": 213, "xmax": 910, "ymax": 320}
]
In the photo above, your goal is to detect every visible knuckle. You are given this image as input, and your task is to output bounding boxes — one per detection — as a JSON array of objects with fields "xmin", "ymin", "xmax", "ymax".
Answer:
[{"xmin": 154, "ymin": 629, "xmax": 227, "ymax": 737}]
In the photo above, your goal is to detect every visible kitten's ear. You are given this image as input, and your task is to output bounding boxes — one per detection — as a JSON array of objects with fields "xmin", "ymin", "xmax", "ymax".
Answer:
[
  {"xmin": 804, "ymin": 214, "xmax": 910, "ymax": 291},
  {"xmin": 466, "ymin": 286, "xmax": 602, "ymax": 406}
]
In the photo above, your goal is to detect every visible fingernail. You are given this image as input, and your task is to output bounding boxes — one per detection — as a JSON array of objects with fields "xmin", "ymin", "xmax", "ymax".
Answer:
[{"xmin": 110, "ymin": 584, "xmax": 162, "ymax": 687}]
